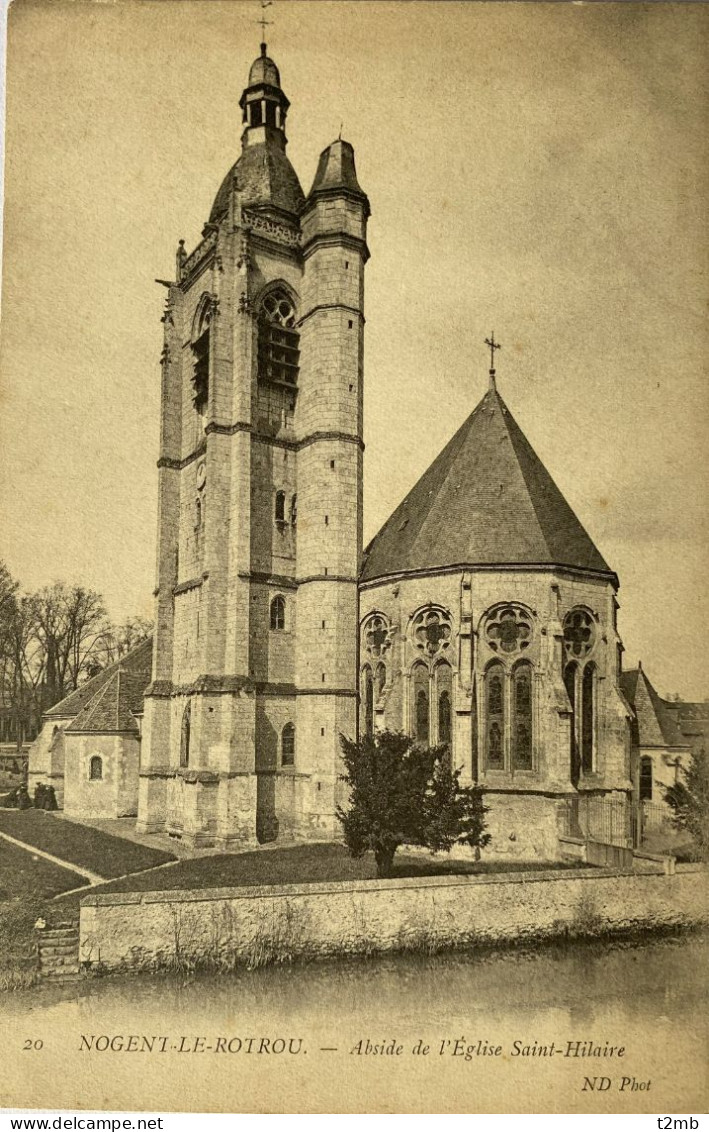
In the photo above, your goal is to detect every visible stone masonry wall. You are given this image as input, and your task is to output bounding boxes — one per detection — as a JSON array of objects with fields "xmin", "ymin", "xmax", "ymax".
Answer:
[{"xmin": 79, "ymin": 867, "xmax": 708, "ymax": 971}]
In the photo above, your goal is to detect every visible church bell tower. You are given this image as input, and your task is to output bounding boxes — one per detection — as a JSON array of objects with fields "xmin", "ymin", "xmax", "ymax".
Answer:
[{"xmin": 138, "ymin": 45, "xmax": 369, "ymax": 848}]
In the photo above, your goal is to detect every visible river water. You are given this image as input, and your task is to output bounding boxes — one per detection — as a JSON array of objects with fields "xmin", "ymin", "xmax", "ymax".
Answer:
[{"xmin": 1, "ymin": 930, "xmax": 707, "ymax": 1113}]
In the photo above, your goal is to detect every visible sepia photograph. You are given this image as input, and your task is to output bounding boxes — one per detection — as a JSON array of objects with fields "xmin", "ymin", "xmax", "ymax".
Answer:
[{"xmin": 0, "ymin": 0, "xmax": 707, "ymax": 1116}]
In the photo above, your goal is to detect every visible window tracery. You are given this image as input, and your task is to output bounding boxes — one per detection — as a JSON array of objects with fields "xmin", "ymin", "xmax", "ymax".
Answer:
[
  {"xmin": 362, "ymin": 612, "xmax": 393, "ymax": 659},
  {"xmin": 412, "ymin": 607, "xmax": 452, "ymax": 659},
  {"xmin": 512, "ymin": 663, "xmax": 533, "ymax": 771},
  {"xmin": 563, "ymin": 608, "xmax": 596, "ymax": 659},
  {"xmin": 412, "ymin": 663, "xmax": 429, "ymax": 744},
  {"xmin": 485, "ymin": 663, "xmax": 505, "ymax": 770},
  {"xmin": 258, "ymin": 288, "xmax": 299, "ymax": 387},
  {"xmin": 485, "ymin": 605, "xmax": 533, "ymax": 655}
]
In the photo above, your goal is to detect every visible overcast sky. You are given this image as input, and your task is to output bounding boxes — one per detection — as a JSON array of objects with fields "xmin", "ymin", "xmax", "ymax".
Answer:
[{"xmin": 1, "ymin": 1, "xmax": 707, "ymax": 698}]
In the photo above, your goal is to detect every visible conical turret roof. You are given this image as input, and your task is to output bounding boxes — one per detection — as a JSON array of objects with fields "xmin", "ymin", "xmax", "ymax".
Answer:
[{"xmin": 361, "ymin": 384, "xmax": 614, "ymax": 583}]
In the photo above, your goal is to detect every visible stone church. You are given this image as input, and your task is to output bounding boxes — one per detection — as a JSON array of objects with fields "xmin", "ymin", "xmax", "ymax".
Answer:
[{"xmin": 30, "ymin": 44, "xmax": 656, "ymax": 857}]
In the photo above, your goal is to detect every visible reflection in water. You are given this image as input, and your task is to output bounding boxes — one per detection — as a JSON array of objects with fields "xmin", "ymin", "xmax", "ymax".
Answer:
[
  {"xmin": 3, "ymin": 931, "xmax": 707, "ymax": 1113},
  {"xmin": 8, "ymin": 930, "xmax": 708, "ymax": 1025}
]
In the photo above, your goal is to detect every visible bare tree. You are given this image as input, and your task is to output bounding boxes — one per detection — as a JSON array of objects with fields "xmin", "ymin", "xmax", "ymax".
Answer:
[{"xmin": 28, "ymin": 583, "xmax": 108, "ymax": 702}]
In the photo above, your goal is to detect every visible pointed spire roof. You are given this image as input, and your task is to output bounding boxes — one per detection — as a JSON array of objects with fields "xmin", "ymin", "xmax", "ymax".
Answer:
[
  {"xmin": 620, "ymin": 666, "xmax": 689, "ymax": 749},
  {"xmin": 361, "ymin": 385, "xmax": 615, "ymax": 584}
]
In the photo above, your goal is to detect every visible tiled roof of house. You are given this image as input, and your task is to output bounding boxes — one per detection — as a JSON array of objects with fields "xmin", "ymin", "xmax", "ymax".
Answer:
[
  {"xmin": 46, "ymin": 638, "xmax": 152, "ymax": 728},
  {"xmin": 620, "ymin": 666, "xmax": 688, "ymax": 749},
  {"xmin": 361, "ymin": 385, "xmax": 614, "ymax": 583}
]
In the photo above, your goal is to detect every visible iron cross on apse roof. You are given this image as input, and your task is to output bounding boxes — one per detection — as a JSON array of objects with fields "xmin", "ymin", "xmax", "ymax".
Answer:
[{"xmin": 485, "ymin": 332, "xmax": 502, "ymax": 376}]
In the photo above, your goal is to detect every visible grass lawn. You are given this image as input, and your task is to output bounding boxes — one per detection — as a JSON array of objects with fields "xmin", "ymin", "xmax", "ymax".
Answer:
[
  {"xmin": 53, "ymin": 842, "xmax": 587, "ymax": 906},
  {"xmin": 0, "ymin": 837, "xmax": 89, "ymax": 901},
  {"xmin": 0, "ymin": 809, "xmax": 176, "ymax": 879}
]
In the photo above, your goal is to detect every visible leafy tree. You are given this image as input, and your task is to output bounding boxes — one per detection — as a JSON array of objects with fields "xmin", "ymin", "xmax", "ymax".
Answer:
[
  {"xmin": 664, "ymin": 746, "xmax": 709, "ymax": 862},
  {"xmin": 337, "ymin": 730, "xmax": 490, "ymax": 878}
]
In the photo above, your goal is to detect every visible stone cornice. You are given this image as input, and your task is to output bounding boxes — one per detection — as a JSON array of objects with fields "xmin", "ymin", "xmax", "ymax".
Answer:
[
  {"xmin": 173, "ymin": 574, "xmax": 207, "ymax": 596},
  {"xmin": 298, "ymin": 304, "xmax": 365, "ymax": 328},
  {"xmin": 238, "ymin": 571, "xmax": 298, "ymax": 591},
  {"xmin": 158, "ymin": 427, "xmax": 363, "ymax": 471},
  {"xmin": 297, "ymin": 574, "xmax": 358, "ymax": 586},
  {"xmin": 359, "ymin": 562, "xmax": 620, "ymax": 591},
  {"xmin": 301, "ymin": 231, "xmax": 369, "ymax": 263},
  {"xmin": 143, "ymin": 677, "xmax": 357, "ymax": 699}
]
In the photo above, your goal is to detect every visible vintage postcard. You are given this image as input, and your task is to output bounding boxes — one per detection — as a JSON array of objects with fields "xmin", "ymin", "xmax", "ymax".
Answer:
[{"xmin": 0, "ymin": 0, "xmax": 707, "ymax": 1116}]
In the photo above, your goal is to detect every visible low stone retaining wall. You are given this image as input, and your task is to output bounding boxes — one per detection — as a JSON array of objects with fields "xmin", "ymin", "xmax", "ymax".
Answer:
[{"xmin": 79, "ymin": 866, "xmax": 708, "ymax": 971}]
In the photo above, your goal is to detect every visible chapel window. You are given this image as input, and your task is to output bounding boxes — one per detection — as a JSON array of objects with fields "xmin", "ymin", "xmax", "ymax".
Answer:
[
  {"xmin": 270, "ymin": 595, "xmax": 286, "ymax": 631},
  {"xmin": 89, "ymin": 755, "xmax": 103, "ymax": 781},
  {"xmin": 512, "ymin": 662, "xmax": 533, "ymax": 771},
  {"xmin": 639, "ymin": 755, "xmax": 653, "ymax": 801},
  {"xmin": 564, "ymin": 662, "xmax": 579, "ymax": 785},
  {"xmin": 485, "ymin": 663, "xmax": 505, "ymax": 770},
  {"xmin": 180, "ymin": 702, "xmax": 191, "ymax": 768},
  {"xmin": 435, "ymin": 663, "xmax": 453, "ymax": 750},
  {"xmin": 362, "ymin": 666, "xmax": 374, "ymax": 737},
  {"xmin": 412, "ymin": 663, "xmax": 429, "ymax": 744},
  {"xmin": 581, "ymin": 663, "xmax": 596, "ymax": 773},
  {"xmin": 258, "ymin": 288, "xmax": 300, "ymax": 387},
  {"xmin": 281, "ymin": 723, "xmax": 295, "ymax": 767},
  {"xmin": 375, "ymin": 662, "xmax": 387, "ymax": 699}
]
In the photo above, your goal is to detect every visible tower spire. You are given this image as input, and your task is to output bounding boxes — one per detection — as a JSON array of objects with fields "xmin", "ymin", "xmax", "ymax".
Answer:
[{"xmin": 484, "ymin": 332, "xmax": 501, "ymax": 390}]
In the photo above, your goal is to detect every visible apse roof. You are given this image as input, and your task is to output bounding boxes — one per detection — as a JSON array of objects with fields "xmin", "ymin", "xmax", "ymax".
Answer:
[{"xmin": 361, "ymin": 384, "xmax": 614, "ymax": 583}]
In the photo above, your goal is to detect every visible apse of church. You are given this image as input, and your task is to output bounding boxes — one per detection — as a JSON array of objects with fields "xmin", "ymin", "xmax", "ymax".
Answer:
[
  {"xmin": 359, "ymin": 379, "xmax": 632, "ymax": 860},
  {"xmin": 138, "ymin": 45, "xmax": 369, "ymax": 847}
]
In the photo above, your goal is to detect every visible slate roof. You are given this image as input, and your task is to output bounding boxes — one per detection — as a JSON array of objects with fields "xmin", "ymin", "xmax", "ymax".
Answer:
[
  {"xmin": 361, "ymin": 385, "xmax": 614, "ymax": 583},
  {"xmin": 307, "ymin": 140, "xmax": 368, "ymax": 207},
  {"xmin": 46, "ymin": 638, "xmax": 153, "ymax": 733},
  {"xmin": 620, "ymin": 666, "xmax": 688, "ymax": 749},
  {"xmin": 210, "ymin": 144, "xmax": 304, "ymax": 223}
]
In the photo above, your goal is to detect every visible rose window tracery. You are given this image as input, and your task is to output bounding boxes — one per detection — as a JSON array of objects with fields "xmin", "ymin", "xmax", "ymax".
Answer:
[
  {"xmin": 485, "ymin": 605, "xmax": 533, "ymax": 655},
  {"xmin": 412, "ymin": 608, "xmax": 452, "ymax": 658},
  {"xmin": 362, "ymin": 613, "xmax": 393, "ymax": 658},
  {"xmin": 563, "ymin": 609, "xmax": 596, "ymax": 659}
]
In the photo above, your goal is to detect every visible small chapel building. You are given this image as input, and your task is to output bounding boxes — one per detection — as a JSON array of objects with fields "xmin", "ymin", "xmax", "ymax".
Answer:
[{"xmin": 27, "ymin": 41, "xmax": 685, "ymax": 860}]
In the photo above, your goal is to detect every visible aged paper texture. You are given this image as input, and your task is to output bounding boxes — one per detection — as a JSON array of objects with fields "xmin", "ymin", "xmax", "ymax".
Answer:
[{"xmin": 0, "ymin": 0, "xmax": 707, "ymax": 1116}]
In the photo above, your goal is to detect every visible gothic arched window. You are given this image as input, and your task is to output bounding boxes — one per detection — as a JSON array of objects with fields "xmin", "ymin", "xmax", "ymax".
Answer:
[
  {"xmin": 191, "ymin": 299, "xmax": 212, "ymax": 415},
  {"xmin": 270, "ymin": 595, "xmax": 286, "ymax": 631},
  {"xmin": 512, "ymin": 662, "xmax": 533, "ymax": 771},
  {"xmin": 180, "ymin": 702, "xmax": 191, "ymax": 769},
  {"xmin": 412, "ymin": 663, "xmax": 429, "ymax": 744},
  {"xmin": 362, "ymin": 612, "xmax": 393, "ymax": 659},
  {"xmin": 639, "ymin": 755, "xmax": 653, "ymax": 801},
  {"xmin": 486, "ymin": 663, "xmax": 505, "ymax": 769},
  {"xmin": 435, "ymin": 663, "xmax": 453, "ymax": 750},
  {"xmin": 362, "ymin": 666, "xmax": 374, "ymax": 737},
  {"xmin": 89, "ymin": 755, "xmax": 103, "ymax": 781},
  {"xmin": 564, "ymin": 662, "xmax": 579, "ymax": 785},
  {"xmin": 258, "ymin": 288, "xmax": 299, "ymax": 387},
  {"xmin": 581, "ymin": 663, "xmax": 596, "ymax": 773},
  {"xmin": 281, "ymin": 723, "xmax": 295, "ymax": 767}
]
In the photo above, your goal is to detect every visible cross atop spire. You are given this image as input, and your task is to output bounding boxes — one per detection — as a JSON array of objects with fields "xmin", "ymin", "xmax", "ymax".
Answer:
[
  {"xmin": 257, "ymin": 0, "xmax": 272, "ymax": 49},
  {"xmin": 484, "ymin": 332, "xmax": 501, "ymax": 389}
]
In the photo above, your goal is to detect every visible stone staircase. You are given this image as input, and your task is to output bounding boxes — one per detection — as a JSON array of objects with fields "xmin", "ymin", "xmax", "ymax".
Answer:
[{"xmin": 37, "ymin": 921, "xmax": 81, "ymax": 982}]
